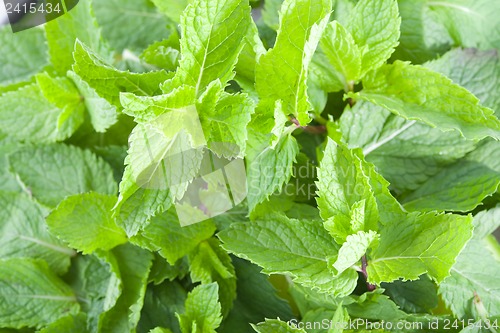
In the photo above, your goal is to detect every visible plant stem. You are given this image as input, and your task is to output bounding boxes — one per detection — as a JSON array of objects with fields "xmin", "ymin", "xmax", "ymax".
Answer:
[
  {"xmin": 361, "ymin": 255, "xmax": 376, "ymax": 291},
  {"xmin": 290, "ymin": 117, "xmax": 327, "ymax": 134}
]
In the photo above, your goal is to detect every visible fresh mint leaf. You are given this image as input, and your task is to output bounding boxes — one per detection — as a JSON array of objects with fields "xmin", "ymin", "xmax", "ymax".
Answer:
[
  {"xmin": 162, "ymin": 0, "xmax": 252, "ymax": 96},
  {"xmin": 0, "ymin": 192, "xmax": 74, "ymax": 275},
  {"xmin": 132, "ymin": 208, "xmax": 216, "ymax": 265},
  {"xmin": 219, "ymin": 259, "xmax": 293, "ymax": 333},
  {"xmin": 178, "ymin": 283, "xmax": 222, "ymax": 333},
  {"xmin": 345, "ymin": 0, "xmax": 401, "ymax": 77},
  {"xmin": 9, "ymin": 144, "xmax": 117, "ymax": 207},
  {"xmin": 140, "ymin": 36, "xmax": 181, "ymax": 72},
  {"xmin": 367, "ymin": 212, "xmax": 473, "ymax": 284},
  {"xmin": 255, "ymin": 0, "xmax": 331, "ymax": 125},
  {"xmin": 439, "ymin": 207, "xmax": 500, "ymax": 319},
  {"xmin": 332, "ymin": 230, "xmax": 379, "ymax": 276},
  {"xmin": 382, "ymin": 275, "xmax": 438, "ymax": 313},
  {"xmin": 350, "ymin": 61, "xmax": 500, "ymax": 141},
  {"xmin": 92, "ymin": 0, "xmax": 172, "ymax": 52},
  {"xmin": 0, "ymin": 83, "xmax": 82, "ymax": 143},
  {"xmin": 428, "ymin": 0, "xmax": 500, "ymax": 50},
  {"xmin": 320, "ymin": 21, "xmax": 362, "ymax": 89},
  {"xmin": 316, "ymin": 138, "xmax": 379, "ymax": 242},
  {"xmin": 402, "ymin": 140, "xmax": 500, "ymax": 212},
  {"xmin": 392, "ymin": 0, "xmax": 451, "ymax": 64},
  {"xmin": 346, "ymin": 290, "xmax": 407, "ymax": 322},
  {"xmin": 189, "ymin": 238, "xmax": 236, "ymax": 317},
  {"xmin": 340, "ymin": 101, "xmax": 475, "ymax": 193},
  {"xmin": 0, "ymin": 133, "xmax": 23, "ymax": 192},
  {"xmin": 219, "ymin": 214, "xmax": 358, "ymax": 296},
  {"xmin": 261, "ymin": 0, "xmax": 283, "ymax": 30},
  {"xmin": 149, "ymin": 0, "xmax": 189, "ymax": 23},
  {"xmin": 73, "ymin": 41, "xmax": 170, "ymax": 108},
  {"xmin": 0, "ymin": 258, "xmax": 79, "ymax": 329},
  {"xmin": 138, "ymin": 280, "xmax": 187, "ymax": 333},
  {"xmin": 46, "ymin": 192, "xmax": 127, "ymax": 254},
  {"xmin": 67, "ymin": 71, "xmax": 118, "ymax": 133},
  {"xmin": 63, "ymin": 252, "xmax": 122, "ymax": 330},
  {"xmin": 0, "ymin": 27, "xmax": 48, "ymax": 87},
  {"xmin": 247, "ymin": 134, "xmax": 299, "ymax": 211},
  {"xmin": 426, "ymin": 48, "xmax": 500, "ymax": 118},
  {"xmin": 252, "ymin": 319, "xmax": 306, "ymax": 333},
  {"xmin": 45, "ymin": 0, "xmax": 110, "ymax": 75},
  {"xmin": 37, "ymin": 313, "xmax": 88, "ymax": 333}
]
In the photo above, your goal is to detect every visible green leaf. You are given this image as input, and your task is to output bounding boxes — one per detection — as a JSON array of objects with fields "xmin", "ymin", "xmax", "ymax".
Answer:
[
  {"xmin": 35, "ymin": 73, "xmax": 85, "ymax": 137},
  {"xmin": 178, "ymin": 283, "xmax": 222, "ymax": 333},
  {"xmin": 428, "ymin": 0, "xmax": 500, "ymax": 50},
  {"xmin": 426, "ymin": 48, "xmax": 500, "ymax": 118},
  {"xmin": 392, "ymin": 0, "xmax": 451, "ymax": 64},
  {"xmin": 402, "ymin": 140, "xmax": 500, "ymax": 212},
  {"xmin": 67, "ymin": 71, "xmax": 118, "ymax": 132},
  {"xmin": 0, "ymin": 26, "xmax": 48, "ymax": 87},
  {"xmin": 9, "ymin": 144, "xmax": 117, "ymax": 207},
  {"xmin": 63, "ymin": 252, "xmax": 121, "ymax": 330},
  {"xmin": 340, "ymin": 101, "xmax": 476, "ymax": 193},
  {"xmin": 219, "ymin": 259, "xmax": 293, "ymax": 333},
  {"xmin": 46, "ymin": 193, "xmax": 127, "ymax": 254},
  {"xmin": 246, "ymin": 134, "xmax": 299, "ymax": 211},
  {"xmin": 37, "ymin": 313, "xmax": 88, "ymax": 333},
  {"xmin": 345, "ymin": 0, "xmax": 401, "ymax": 76},
  {"xmin": 150, "ymin": 0, "xmax": 190, "ymax": 23},
  {"xmin": 0, "ymin": 83, "xmax": 82, "ymax": 143},
  {"xmin": 233, "ymin": 18, "xmax": 265, "ymax": 96},
  {"xmin": 132, "ymin": 208, "xmax": 216, "ymax": 265},
  {"xmin": 149, "ymin": 328, "xmax": 174, "ymax": 333},
  {"xmin": 73, "ymin": 41, "xmax": 170, "ymax": 108},
  {"xmin": 140, "ymin": 36, "xmax": 181, "ymax": 72},
  {"xmin": 92, "ymin": 0, "xmax": 172, "ymax": 52},
  {"xmin": 148, "ymin": 253, "xmax": 189, "ymax": 285},
  {"xmin": 189, "ymin": 238, "xmax": 236, "ymax": 317},
  {"xmin": 219, "ymin": 215, "xmax": 358, "ymax": 296},
  {"xmin": 440, "ymin": 238, "xmax": 500, "ymax": 319},
  {"xmin": 138, "ymin": 280, "xmax": 187, "ymax": 333},
  {"xmin": 99, "ymin": 244, "xmax": 153, "ymax": 333},
  {"xmin": 316, "ymin": 138, "xmax": 379, "ymax": 242},
  {"xmin": 201, "ymin": 89, "xmax": 255, "ymax": 158},
  {"xmin": 309, "ymin": 51, "xmax": 346, "ymax": 94},
  {"xmin": 252, "ymin": 319, "xmax": 306, "ymax": 333},
  {"xmin": 346, "ymin": 290, "xmax": 407, "ymax": 321},
  {"xmin": 367, "ymin": 212, "xmax": 473, "ymax": 284},
  {"xmin": 320, "ymin": 21, "xmax": 362, "ymax": 88},
  {"xmin": 255, "ymin": 0, "xmax": 331, "ymax": 125},
  {"xmin": 0, "ymin": 133, "xmax": 23, "ymax": 192},
  {"xmin": 261, "ymin": 0, "xmax": 283, "ymax": 30},
  {"xmin": 45, "ymin": 0, "xmax": 110, "ymax": 74},
  {"xmin": 332, "ymin": 230, "xmax": 379, "ymax": 275},
  {"xmin": 0, "ymin": 192, "xmax": 73, "ymax": 275},
  {"xmin": 351, "ymin": 61, "xmax": 500, "ymax": 141},
  {"xmin": 382, "ymin": 275, "xmax": 438, "ymax": 313},
  {"xmin": 439, "ymin": 207, "xmax": 500, "ymax": 319},
  {"xmin": 163, "ymin": 0, "xmax": 252, "ymax": 95},
  {"xmin": 115, "ymin": 117, "xmax": 205, "ymax": 235},
  {"xmin": 329, "ymin": 304, "xmax": 350, "ymax": 333},
  {"xmin": 0, "ymin": 258, "xmax": 79, "ymax": 329}
]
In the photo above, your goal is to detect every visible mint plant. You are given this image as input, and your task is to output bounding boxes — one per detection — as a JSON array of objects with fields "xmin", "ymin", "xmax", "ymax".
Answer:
[{"xmin": 0, "ymin": 0, "xmax": 499, "ymax": 332}]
